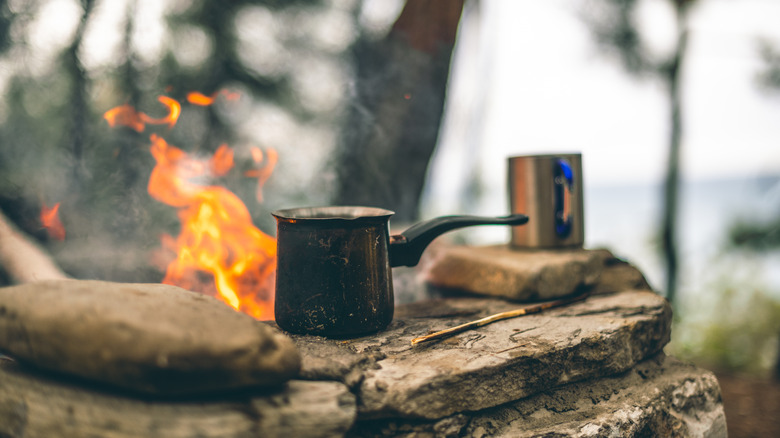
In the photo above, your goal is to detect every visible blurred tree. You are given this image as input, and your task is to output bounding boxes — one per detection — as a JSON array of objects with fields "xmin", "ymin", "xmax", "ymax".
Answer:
[
  {"xmin": 63, "ymin": 0, "xmax": 95, "ymax": 185},
  {"xmin": 0, "ymin": 0, "xmax": 468, "ymax": 282},
  {"xmin": 332, "ymin": 0, "xmax": 465, "ymax": 223},
  {"xmin": 0, "ymin": 0, "xmax": 324, "ymax": 283},
  {"xmin": 669, "ymin": 35, "xmax": 780, "ymax": 382},
  {"xmin": 161, "ymin": 0, "xmax": 309, "ymax": 149},
  {"xmin": 582, "ymin": 0, "xmax": 696, "ymax": 308},
  {"xmin": 748, "ymin": 38, "xmax": 780, "ymax": 380},
  {"xmin": 758, "ymin": 41, "xmax": 780, "ymax": 90},
  {"xmin": 0, "ymin": 0, "xmax": 20, "ymax": 54},
  {"xmin": 728, "ymin": 218, "xmax": 780, "ymax": 252}
]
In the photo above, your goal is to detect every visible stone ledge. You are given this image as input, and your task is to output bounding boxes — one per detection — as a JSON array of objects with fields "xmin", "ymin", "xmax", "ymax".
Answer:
[
  {"xmin": 422, "ymin": 245, "xmax": 608, "ymax": 301},
  {"xmin": 292, "ymin": 289, "xmax": 672, "ymax": 420},
  {"xmin": 349, "ymin": 354, "xmax": 727, "ymax": 438},
  {"xmin": 0, "ymin": 359, "xmax": 356, "ymax": 438}
]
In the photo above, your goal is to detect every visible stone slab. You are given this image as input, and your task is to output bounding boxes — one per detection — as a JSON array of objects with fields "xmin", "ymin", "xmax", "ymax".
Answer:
[
  {"xmin": 0, "ymin": 280, "xmax": 300, "ymax": 394},
  {"xmin": 589, "ymin": 248, "xmax": 653, "ymax": 294},
  {"xmin": 422, "ymin": 245, "xmax": 607, "ymax": 301},
  {"xmin": 291, "ymin": 289, "xmax": 672, "ymax": 420},
  {"xmin": 349, "ymin": 354, "xmax": 727, "ymax": 438},
  {"xmin": 0, "ymin": 358, "xmax": 356, "ymax": 438}
]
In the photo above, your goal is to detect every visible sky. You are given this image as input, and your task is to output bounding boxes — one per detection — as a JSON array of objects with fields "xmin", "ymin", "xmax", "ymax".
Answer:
[{"xmin": 423, "ymin": 0, "xmax": 780, "ymax": 218}]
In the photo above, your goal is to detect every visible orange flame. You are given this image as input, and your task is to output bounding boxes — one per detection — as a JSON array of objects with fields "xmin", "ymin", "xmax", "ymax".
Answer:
[
  {"xmin": 245, "ymin": 147, "xmax": 278, "ymax": 202},
  {"xmin": 104, "ymin": 92, "xmax": 277, "ymax": 320},
  {"xmin": 40, "ymin": 202, "xmax": 65, "ymax": 241},
  {"xmin": 187, "ymin": 90, "xmax": 240, "ymax": 106},
  {"xmin": 103, "ymin": 96, "xmax": 182, "ymax": 131},
  {"xmin": 211, "ymin": 144, "xmax": 235, "ymax": 177}
]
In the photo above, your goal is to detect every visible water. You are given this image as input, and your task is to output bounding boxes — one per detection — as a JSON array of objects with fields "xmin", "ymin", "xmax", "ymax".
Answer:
[{"xmin": 586, "ymin": 175, "xmax": 780, "ymax": 301}]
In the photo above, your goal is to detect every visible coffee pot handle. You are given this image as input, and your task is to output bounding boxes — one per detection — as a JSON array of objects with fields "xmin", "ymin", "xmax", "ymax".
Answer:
[{"xmin": 388, "ymin": 214, "xmax": 529, "ymax": 267}]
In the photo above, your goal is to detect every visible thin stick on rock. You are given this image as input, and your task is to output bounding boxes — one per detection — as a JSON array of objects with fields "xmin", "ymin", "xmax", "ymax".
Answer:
[{"xmin": 411, "ymin": 292, "xmax": 589, "ymax": 346}]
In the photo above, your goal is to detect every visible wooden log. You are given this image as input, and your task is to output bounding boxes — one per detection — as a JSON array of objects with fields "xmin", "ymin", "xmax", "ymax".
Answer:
[{"xmin": 0, "ymin": 210, "xmax": 69, "ymax": 284}]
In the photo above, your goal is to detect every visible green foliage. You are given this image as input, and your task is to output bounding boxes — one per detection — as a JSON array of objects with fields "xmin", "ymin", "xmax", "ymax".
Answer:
[
  {"xmin": 670, "ymin": 268, "xmax": 780, "ymax": 376},
  {"xmin": 758, "ymin": 41, "xmax": 780, "ymax": 91},
  {"xmin": 728, "ymin": 217, "xmax": 780, "ymax": 251},
  {"xmin": 581, "ymin": 0, "xmax": 649, "ymax": 74},
  {"xmin": 0, "ymin": 1, "xmax": 16, "ymax": 54}
]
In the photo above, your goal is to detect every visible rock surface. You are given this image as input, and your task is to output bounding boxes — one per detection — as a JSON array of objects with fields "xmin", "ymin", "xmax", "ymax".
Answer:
[
  {"xmin": 589, "ymin": 248, "xmax": 653, "ymax": 294},
  {"xmin": 0, "ymin": 358, "xmax": 356, "ymax": 438},
  {"xmin": 292, "ymin": 289, "xmax": 672, "ymax": 419},
  {"xmin": 423, "ymin": 245, "xmax": 606, "ymax": 301},
  {"xmin": 0, "ymin": 283, "xmax": 723, "ymax": 438},
  {"xmin": 0, "ymin": 280, "xmax": 300, "ymax": 394},
  {"xmin": 350, "ymin": 354, "xmax": 727, "ymax": 438}
]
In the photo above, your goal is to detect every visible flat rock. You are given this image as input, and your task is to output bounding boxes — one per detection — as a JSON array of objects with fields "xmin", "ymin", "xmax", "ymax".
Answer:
[
  {"xmin": 350, "ymin": 354, "xmax": 727, "ymax": 438},
  {"xmin": 292, "ymin": 289, "xmax": 672, "ymax": 419},
  {"xmin": 0, "ymin": 359, "xmax": 356, "ymax": 438},
  {"xmin": 422, "ymin": 245, "xmax": 606, "ymax": 301},
  {"xmin": 0, "ymin": 280, "xmax": 300, "ymax": 394},
  {"xmin": 590, "ymin": 248, "xmax": 653, "ymax": 294}
]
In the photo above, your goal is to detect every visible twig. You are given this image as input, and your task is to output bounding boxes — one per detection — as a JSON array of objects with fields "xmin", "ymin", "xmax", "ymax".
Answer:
[{"xmin": 411, "ymin": 292, "xmax": 589, "ymax": 346}]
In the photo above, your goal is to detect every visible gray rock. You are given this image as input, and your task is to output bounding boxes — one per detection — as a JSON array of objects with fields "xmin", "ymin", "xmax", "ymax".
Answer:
[
  {"xmin": 253, "ymin": 379, "xmax": 357, "ymax": 437},
  {"xmin": 590, "ymin": 248, "xmax": 653, "ymax": 294},
  {"xmin": 292, "ymin": 289, "xmax": 672, "ymax": 420},
  {"xmin": 0, "ymin": 280, "xmax": 300, "ymax": 394},
  {"xmin": 422, "ymin": 245, "xmax": 606, "ymax": 301},
  {"xmin": 0, "ymin": 360, "xmax": 356, "ymax": 438},
  {"xmin": 290, "ymin": 333, "xmax": 385, "ymax": 389},
  {"xmin": 349, "ymin": 355, "xmax": 726, "ymax": 438},
  {"xmin": 465, "ymin": 354, "xmax": 727, "ymax": 438}
]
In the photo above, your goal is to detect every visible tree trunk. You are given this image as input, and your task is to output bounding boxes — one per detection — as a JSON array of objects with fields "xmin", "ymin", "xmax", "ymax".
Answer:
[
  {"xmin": 64, "ymin": 0, "xmax": 96, "ymax": 185},
  {"xmin": 332, "ymin": 0, "xmax": 465, "ymax": 223},
  {"xmin": 661, "ymin": 5, "xmax": 689, "ymax": 309}
]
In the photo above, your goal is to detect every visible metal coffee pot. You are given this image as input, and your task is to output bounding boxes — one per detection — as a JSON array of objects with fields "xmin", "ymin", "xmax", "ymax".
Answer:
[{"xmin": 272, "ymin": 206, "xmax": 528, "ymax": 337}]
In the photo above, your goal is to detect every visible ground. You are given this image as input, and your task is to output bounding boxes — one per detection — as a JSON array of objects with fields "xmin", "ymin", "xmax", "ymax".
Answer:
[{"xmin": 714, "ymin": 371, "xmax": 780, "ymax": 437}]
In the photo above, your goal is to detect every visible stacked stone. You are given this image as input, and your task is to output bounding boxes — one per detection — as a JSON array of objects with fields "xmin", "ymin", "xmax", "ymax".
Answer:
[
  {"xmin": 0, "ymin": 280, "xmax": 355, "ymax": 437},
  {"xmin": 0, "ymin": 249, "xmax": 727, "ymax": 437}
]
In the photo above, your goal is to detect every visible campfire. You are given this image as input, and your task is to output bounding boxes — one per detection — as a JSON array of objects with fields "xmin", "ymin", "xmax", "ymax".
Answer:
[{"xmin": 101, "ymin": 92, "xmax": 278, "ymax": 320}]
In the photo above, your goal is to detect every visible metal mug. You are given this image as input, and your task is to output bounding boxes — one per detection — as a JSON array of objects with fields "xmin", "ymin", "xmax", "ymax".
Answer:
[
  {"xmin": 272, "ymin": 206, "xmax": 528, "ymax": 337},
  {"xmin": 508, "ymin": 154, "xmax": 584, "ymax": 248}
]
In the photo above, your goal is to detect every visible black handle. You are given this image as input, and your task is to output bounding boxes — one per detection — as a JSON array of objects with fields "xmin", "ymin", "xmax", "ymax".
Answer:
[{"xmin": 388, "ymin": 214, "xmax": 529, "ymax": 267}]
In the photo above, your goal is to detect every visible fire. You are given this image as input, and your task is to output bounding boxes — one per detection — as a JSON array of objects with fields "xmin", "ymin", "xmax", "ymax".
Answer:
[
  {"xmin": 103, "ymin": 96, "xmax": 182, "ymax": 132},
  {"xmin": 187, "ymin": 90, "xmax": 240, "ymax": 106},
  {"xmin": 40, "ymin": 202, "xmax": 65, "ymax": 241},
  {"xmin": 245, "ymin": 147, "xmax": 278, "ymax": 202},
  {"xmin": 104, "ymin": 92, "xmax": 277, "ymax": 320}
]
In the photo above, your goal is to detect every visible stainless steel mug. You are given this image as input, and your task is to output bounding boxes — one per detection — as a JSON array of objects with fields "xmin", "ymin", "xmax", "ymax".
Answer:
[{"xmin": 508, "ymin": 154, "xmax": 584, "ymax": 248}]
